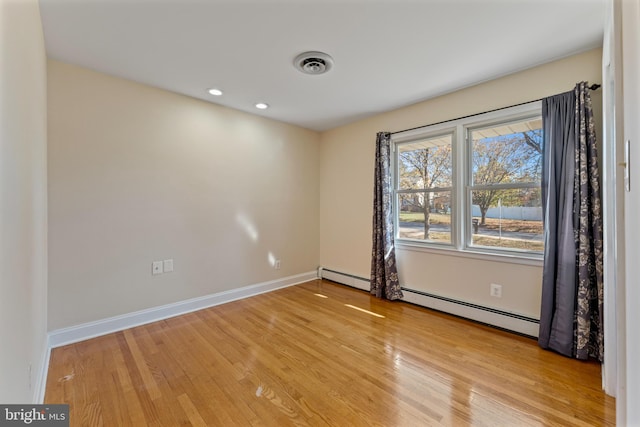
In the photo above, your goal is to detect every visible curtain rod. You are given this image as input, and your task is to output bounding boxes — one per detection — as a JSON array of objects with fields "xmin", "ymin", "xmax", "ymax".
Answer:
[{"xmin": 389, "ymin": 83, "xmax": 601, "ymax": 136}]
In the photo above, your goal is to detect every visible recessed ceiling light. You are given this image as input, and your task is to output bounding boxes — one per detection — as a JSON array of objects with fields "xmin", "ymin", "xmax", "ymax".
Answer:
[
  {"xmin": 255, "ymin": 103, "xmax": 269, "ymax": 110},
  {"xmin": 208, "ymin": 88, "xmax": 223, "ymax": 96}
]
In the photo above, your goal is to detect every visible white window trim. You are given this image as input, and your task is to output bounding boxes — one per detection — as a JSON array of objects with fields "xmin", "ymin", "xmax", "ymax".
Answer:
[
  {"xmin": 395, "ymin": 241, "xmax": 543, "ymax": 267},
  {"xmin": 392, "ymin": 101, "xmax": 543, "ymax": 263}
]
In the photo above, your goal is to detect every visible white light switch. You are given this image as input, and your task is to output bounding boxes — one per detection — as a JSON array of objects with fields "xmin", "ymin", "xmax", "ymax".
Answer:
[
  {"xmin": 152, "ymin": 261, "xmax": 163, "ymax": 275},
  {"xmin": 163, "ymin": 259, "xmax": 174, "ymax": 273}
]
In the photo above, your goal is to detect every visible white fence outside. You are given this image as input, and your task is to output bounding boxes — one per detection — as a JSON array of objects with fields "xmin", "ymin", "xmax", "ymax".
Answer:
[{"xmin": 471, "ymin": 205, "xmax": 542, "ymax": 221}]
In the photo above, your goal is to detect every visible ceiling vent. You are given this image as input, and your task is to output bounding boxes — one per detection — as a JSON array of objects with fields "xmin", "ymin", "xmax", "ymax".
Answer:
[{"xmin": 294, "ymin": 51, "xmax": 334, "ymax": 75}]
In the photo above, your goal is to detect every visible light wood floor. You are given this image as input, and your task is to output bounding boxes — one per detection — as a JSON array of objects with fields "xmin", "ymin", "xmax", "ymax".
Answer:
[{"xmin": 45, "ymin": 280, "xmax": 615, "ymax": 426}]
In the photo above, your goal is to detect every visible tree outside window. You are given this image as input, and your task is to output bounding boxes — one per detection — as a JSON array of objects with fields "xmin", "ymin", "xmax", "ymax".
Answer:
[
  {"xmin": 397, "ymin": 134, "xmax": 452, "ymax": 243},
  {"xmin": 469, "ymin": 119, "xmax": 543, "ymax": 252}
]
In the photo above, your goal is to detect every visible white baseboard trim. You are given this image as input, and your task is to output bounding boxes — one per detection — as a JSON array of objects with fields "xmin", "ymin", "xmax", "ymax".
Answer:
[
  {"xmin": 34, "ymin": 336, "xmax": 51, "ymax": 404},
  {"xmin": 319, "ymin": 267, "xmax": 539, "ymax": 337},
  {"xmin": 48, "ymin": 271, "xmax": 318, "ymax": 349}
]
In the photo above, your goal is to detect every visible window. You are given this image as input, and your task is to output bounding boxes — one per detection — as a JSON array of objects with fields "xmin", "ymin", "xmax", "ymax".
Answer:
[
  {"xmin": 392, "ymin": 102, "xmax": 544, "ymax": 258},
  {"xmin": 397, "ymin": 133, "xmax": 453, "ymax": 244}
]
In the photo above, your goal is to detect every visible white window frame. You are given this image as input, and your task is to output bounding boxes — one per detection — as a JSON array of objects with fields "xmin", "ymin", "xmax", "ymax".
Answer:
[
  {"xmin": 392, "ymin": 101, "xmax": 543, "ymax": 263},
  {"xmin": 394, "ymin": 130, "xmax": 456, "ymax": 247}
]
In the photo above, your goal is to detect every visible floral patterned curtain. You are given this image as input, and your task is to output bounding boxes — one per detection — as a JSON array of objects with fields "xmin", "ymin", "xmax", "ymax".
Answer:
[
  {"xmin": 370, "ymin": 132, "xmax": 403, "ymax": 300},
  {"xmin": 573, "ymin": 82, "xmax": 604, "ymax": 360},
  {"xmin": 539, "ymin": 82, "xmax": 604, "ymax": 360}
]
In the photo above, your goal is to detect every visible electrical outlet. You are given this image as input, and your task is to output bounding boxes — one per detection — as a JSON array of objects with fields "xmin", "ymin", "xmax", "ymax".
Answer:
[
  {"xmin": 163, "ymin": 259, "xmax": 174, "ymax": 273},
  {"xmin": 274, "ymin": 260, "xmax": 281, "ymax": 270},
  {"xmin": 490, "ymin": 283, "xmax": 502, "ymax": 298},
  {"xmin": 152, "ymin": 261, "xmax": 163, "ymax": 275}
]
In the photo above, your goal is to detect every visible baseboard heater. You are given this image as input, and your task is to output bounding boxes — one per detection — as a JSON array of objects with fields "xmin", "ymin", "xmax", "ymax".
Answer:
[{"xmin": 319, "ymin": 267, "xmax": 539, "ymax": 338}]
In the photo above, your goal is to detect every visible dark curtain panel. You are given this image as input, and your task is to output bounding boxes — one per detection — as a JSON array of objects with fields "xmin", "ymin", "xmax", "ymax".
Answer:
[
  {"xmin": 370, "ymin": 132, "xmax": 403, "ymax": 300},
  {"xmin": 539, "ymin": 89, "xmax": 577, "ymax": 356},
  {"xmin": 539, "ymin": 82, "xmax": 604, "ymax": 361}
]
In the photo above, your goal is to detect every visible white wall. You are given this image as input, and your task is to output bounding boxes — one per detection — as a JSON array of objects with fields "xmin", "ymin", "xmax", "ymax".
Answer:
[
  {"xmin": 47, "ymin": 61, "xmax": 320, "ymax": 330},
  {"xmin": 0, "ymin": 0, "xmax": 48, "ymax": 403},
  {"xmin": 319, "ymin": 49, "xmax": 602, "ymax": 320}
]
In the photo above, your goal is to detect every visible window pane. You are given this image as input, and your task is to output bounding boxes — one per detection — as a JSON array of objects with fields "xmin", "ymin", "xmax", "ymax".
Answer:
[
  {"xmin": 398, "ymin": 191, "xmax": 451, "ymax": 244},
  {"xmin": 470, "ymin": 188, "xmax": 543, "ymax": 252},
  {"xmin": 398, "ymin": 134, "xmax": 452, "ymax": 190},
  {"xmin": 470, "ymin": 118, "xmax": 542, "ymax": 186}
]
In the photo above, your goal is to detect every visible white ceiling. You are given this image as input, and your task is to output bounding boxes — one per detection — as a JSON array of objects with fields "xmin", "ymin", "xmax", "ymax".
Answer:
[{"xmin": 38, "ymin": 0, "xmax": 606, "ymax": 132}]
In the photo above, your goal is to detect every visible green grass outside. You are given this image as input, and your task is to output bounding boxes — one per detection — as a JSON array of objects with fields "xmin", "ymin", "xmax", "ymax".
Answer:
[
  {"xmin": 399, "ymin": 212, "xmax": 542, "ymax": 234},
  {"xmin": 399, "ymin": 212, "xmax": 450, "ymax": 225}
]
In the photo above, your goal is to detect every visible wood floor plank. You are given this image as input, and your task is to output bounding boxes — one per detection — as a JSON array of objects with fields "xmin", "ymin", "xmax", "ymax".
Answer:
[{"xmin": 45, "ymin": 280, "xmax": 615, "ymax": 426}]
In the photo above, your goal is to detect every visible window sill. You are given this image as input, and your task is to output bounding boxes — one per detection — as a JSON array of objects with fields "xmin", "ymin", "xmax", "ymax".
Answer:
[{"xmin": 395, "ymin": 241, "xmax": 544, "ymax": 267}]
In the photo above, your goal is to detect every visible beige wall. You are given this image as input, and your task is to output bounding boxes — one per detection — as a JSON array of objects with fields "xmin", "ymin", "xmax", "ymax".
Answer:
[
  {"xmin": 40, "ymin": 43, "xmax": 603, "ymax": 347},
  {"xmin": 319, "ymin": 48, "xmax": 603, "ymax": 319},
  {"xmin": 0, "ymin": 0, "xmax": 48, "ymax": 403},
  {"xmin": 47, "ymin": 61, "xmax": 320, "ymax": 330}
]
